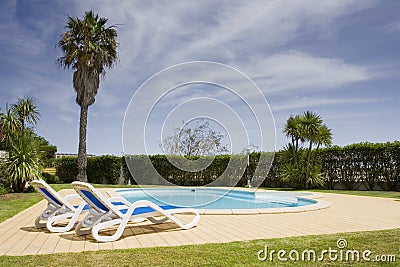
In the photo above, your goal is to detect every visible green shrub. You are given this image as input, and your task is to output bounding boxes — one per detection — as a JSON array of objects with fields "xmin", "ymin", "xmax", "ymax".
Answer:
[
  {"xmin": 55, "ymin": 157, "xmax": 78, "ymax": 183},
  {"xmin": 53, "ymin": 142, "xmax": 400, "ymax": 191},
  {"xmin": 41, "ymin": 172, "xmax": 60, "ymax": 184},
  {"xmin": 318, "ymin": 141, "xmax": 400, "ymax": 190},
  {"xmin": 56, "ymin": 155, "xmax": 122, "ymax": 184},
  {"xmin": 0, "ymin": 184, "xmax": 8, "ymax": 195},
  {"xmin": 87, "ymin": 155, "xmax": 120, "ymax": 184},
  {"xmin": 121, "ymin": 156, "xmax": 134, "ymax": 184}
]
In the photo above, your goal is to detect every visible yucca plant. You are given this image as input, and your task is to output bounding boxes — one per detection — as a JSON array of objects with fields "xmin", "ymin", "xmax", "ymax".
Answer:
[
  {"xmin": 5, "ymin": 132, "xmax": 41, "ymax": 192},
  {"xmin": 1, "ymin": 98, "xmax": 41, "ymax": 192}
]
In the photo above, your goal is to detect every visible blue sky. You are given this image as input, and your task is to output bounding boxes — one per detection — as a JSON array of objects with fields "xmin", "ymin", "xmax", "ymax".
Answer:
[{"xmin": 0, "ymin": 0, "xmax": 399, "ymax": 155}]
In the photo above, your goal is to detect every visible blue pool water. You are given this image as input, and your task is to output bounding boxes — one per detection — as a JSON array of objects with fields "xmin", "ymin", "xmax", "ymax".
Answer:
[{"xmin": 116, "ymin": 188, "xmax": 316, "ymax": 210}]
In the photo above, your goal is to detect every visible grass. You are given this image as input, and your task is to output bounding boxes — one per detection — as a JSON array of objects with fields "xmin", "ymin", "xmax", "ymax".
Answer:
[
  {"xmin": 260, "ymin": 187, "xmax": 400, "ymax": 200},
  {"xmin": 309, "ymin": 189, "xmax": 400, "ymax": 199},
  {"xmin": 0, "ymin": 229, "xmax": 398, "ymax": 266},
  {"xmin": 0, "ymin": 192, "xmax": 42, "ymax": 223}
]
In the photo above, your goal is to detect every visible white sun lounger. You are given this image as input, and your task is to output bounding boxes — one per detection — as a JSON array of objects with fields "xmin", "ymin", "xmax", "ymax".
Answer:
[
  {"xmin": 71, "ymin": 181, "xmax": 200, "ymax": 242},
  {"xmin": 31, "ymin": 179, "xmax": 89, "ymax": 233}
]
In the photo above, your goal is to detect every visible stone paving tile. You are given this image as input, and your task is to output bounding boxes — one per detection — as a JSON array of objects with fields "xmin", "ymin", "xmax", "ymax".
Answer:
[{"xmin": 0, "ymin": 190, "xmax": 400, "ymax": 256}]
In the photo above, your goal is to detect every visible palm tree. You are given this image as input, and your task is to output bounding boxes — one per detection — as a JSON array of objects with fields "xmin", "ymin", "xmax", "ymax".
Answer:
[
  {"xmin": 57, "ymin": 11, "xmax": 118, "ymax": 182},
  {"xmin": 283, "ymin": 115, "xmax": 303, "ymax": 164},
  {"xmin": 316, "ymin": 124, "xmax": 332, "ymax": 151},
  {"xmin": 12, "ymin": 97, "xmax": 40, "ymax": 133},
  {"xmin": 300, "ymin": 111, "xmax": 323, "ymax": 185},
  {"xmin": 0, "ymin": 105, "xmax": 21, "ymax": 149},
  {"xmin": 1, "ymin": 100, "xmax": 41, "ymax": 192}
]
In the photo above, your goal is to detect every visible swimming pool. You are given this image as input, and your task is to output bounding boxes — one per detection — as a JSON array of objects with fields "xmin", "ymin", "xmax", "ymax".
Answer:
[{"xmin": 116, "ymin": 188, "xmax": 321, "ymax": 213}]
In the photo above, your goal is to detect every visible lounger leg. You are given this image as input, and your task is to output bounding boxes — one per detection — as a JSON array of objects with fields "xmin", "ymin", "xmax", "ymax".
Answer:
[
  {"xmin": 35, "ymin": 204, "xmax": 58, "ymax": 228},
  {"xmin": 139, "ymin": 202, "xmax": 201, "ymax": 230},
  {"xmin": 92, "ymin": 217, "xmax": 130, "ymax": 242},
  {"xmin": 166, "ymin": 208, "xmax": 201, "ymax": 229},
  {"xmin": 76, "ymin": 209, "xmax": 108, "ymax": 236},
  {"xmin": 46, "ymin": 212, "xmax": 75, "ymax": 232},
  {"xmin": 47, "ymin": 203, "xmax": 85, "ymax": 233}
]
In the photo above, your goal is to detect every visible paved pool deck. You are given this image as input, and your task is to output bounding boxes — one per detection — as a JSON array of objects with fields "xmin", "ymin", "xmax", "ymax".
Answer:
[{"xmin": 0, "ymin": 189, "xmax": 399, "ymax": 256}]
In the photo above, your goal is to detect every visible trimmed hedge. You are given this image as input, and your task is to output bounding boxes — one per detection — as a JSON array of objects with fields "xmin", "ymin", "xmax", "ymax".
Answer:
[
  {"xmin": 318, "ymin": 141, "xmax": 400, "ymax": 190},
  {"xmin": 55, "ymin": 157, "xmax": 77, "ymax": 183},
  {"xmin": 55, "ymin": 155, "xmax": 122, "ymax": 184},
  {"xmin": 54, "ymin": 142, "xmax": 400, "ymax": 191},
  {"xmin": 123, "ymin": 153, "xmax": 276, "ymax": 187}
]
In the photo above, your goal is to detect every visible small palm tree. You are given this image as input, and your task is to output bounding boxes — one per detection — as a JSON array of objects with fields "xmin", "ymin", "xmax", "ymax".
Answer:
[
  {"xmin": 12, "ymin": 97, "xmax": 40, "ymax": 133},
  {"xmin": 283, "ymin": 115, "xmax": 303, "ymax": 164},
  {"xmin": 0, "ymin": 105, "xmax": 21, "ymax": 149},
  {"xmin": 1, "ymin": 99, "xmax": 41, "ymax": 192},
  {"xmin": 316, "ymin": 124, "xmax": 332, "ymax": 150},
  {"xmin": 300, "ymin": 111, "xmax": 323, "ymax": 185},
  {"xmin": 57, "ymin": 10, "xmax": 118, "ymax": 182},
  {"xmin": 5, "ymin": 132, "xmax": 41, "ymax": 192}
]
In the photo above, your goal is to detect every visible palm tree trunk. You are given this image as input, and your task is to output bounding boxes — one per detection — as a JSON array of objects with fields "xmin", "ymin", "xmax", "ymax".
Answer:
[
  {"xmin": 294, "ymin": 137, "xmax": 298, "ymax": 164},
  {"xmin": 305, "ymin": 141, "xmax": 313, "ymax": 188},
  {"xmin": 77, "ymin": 105, "xmax": 88, "ymax": 182},
  {"xmin": 291, "ymin": 136, "xmax": 296, "ymax": 164}
]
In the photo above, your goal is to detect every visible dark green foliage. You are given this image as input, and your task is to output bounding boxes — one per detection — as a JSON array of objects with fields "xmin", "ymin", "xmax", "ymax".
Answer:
[
  {"xmin": 87, "ymin": 155, "xmax": 120, "ymax": 184},
  {"xmin": 318, "ymin": 141, "xmax": 400, "ymax": 190},
  {"xmin": 38, "ymin": 145, "xmax": 57, "ymax": 167},
  {"xmin": 125, "ymin": 154, "xmax": 234, "ymax": 186},
  {"xmin": 41, "ymin": 172, "xmax": 60, "ymax": 184},
  {"xmin": 55, "ymin": 157, "xmax": 77, "ymax": 183},
  {"xmin": 54, "ymin": 142, "xmax": 400, "ymax": 191},
  {"xmin": 121, "ymin": 156, "xmax": 134, "ymax": 184},
  {"xmin": 0, "ymin": 185, "xmax": 7, "ymax": 195},
  {"xmin": 55, "ymin": 155, "xmax": 122, "ymax": 184},
  {"xmin": 125, "ymin": 153, "xmax": 276, "ymax": 187}
]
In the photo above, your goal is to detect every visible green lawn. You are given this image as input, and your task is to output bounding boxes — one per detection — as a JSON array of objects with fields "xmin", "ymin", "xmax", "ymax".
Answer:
[
  {"xmin": 309, "ymin": 189, "xmax": 400, "ymax": 199},
  {"xmin": 0, "ymin": 229, "xmax": 398, "ymax": 266},
  {"xmin": 0, "ymin": 185, "xmax": 399, "ymax": 266},
  {"xmin": 260, "ymin": 187, "xmax": 400, "ymax": 200},
  {"xmin": 0, "ymin": 192, "xmax": 43, "ymax": 223}
]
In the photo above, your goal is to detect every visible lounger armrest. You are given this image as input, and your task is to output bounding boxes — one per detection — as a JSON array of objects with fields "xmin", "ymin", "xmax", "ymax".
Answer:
[
  {"xmin": 64, "ymin": 194, "xmax": 83, "ymax": 202},
  {"xmin": 108, "ymin": 196, "xmax": 131, "ymax": 206}
]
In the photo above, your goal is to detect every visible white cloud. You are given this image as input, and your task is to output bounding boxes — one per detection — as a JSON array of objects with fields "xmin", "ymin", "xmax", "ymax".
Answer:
[
  {"xmin": 271, "ymin": 95, "xmax": 384, "ymax": 112},
  {"xmin": 247, "ymin": 51, "xmax": 370, "ymax": 94}
]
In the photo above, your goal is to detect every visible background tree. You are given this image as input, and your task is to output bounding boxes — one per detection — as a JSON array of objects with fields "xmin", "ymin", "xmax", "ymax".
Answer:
[
  {"xmin": 283, "ymin": 114, "xmax": 302, "ymax": 164},
  {"xmin": 5, "ymin": 131, "xmax": 41, "ymax": 192},
  {"xmin": 160, "ymin": 119, "xmax": 229, "ymax": 156},
  {"xmin": 12, "ymin": 97, "xmax": 40, "ymax": 133},
  {"xmin": 281, "ymin": 111, "xmax": 332, "ymax": 188},
  {"xmin": 316, "ymin": 124, "xmax": 332, "ymax": 151},
  {"xmin": 0, "ymin": 98, "xmax": 42, "ymax": 192},
  {"xmin": 0, "ymin": 105, "xmax": 20, "ymax": 150},
  {"xmin": 32, "ymin": 133, "xmax": 57, "ymax": 167},
  {"xmin": 300, "ymin": 111, "xmax": 323, "ymax": 183},
  {"xmin": 57, "ymin": 10, "xmax": 118, "ymax": 182}
]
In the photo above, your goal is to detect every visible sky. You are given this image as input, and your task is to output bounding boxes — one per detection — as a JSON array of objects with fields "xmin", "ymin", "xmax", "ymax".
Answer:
[{"xmin": 0, "ymin": 0, "xmax": 399, "ymax": 155}]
